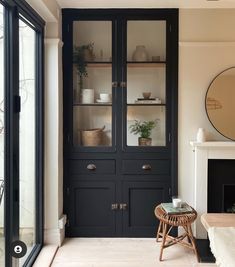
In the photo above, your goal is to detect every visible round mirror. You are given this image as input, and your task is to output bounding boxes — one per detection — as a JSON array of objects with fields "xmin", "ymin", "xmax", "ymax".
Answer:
[{"xmin": 206, "ymin": 67, "xmax": 235, "ymax": 140}]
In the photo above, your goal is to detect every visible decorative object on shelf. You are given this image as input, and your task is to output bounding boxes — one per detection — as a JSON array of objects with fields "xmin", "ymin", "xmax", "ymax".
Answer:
[
  {"xmin": 81, "ymin": 43, "xmax": 95, "ymax": 61},
  {"xmin": 196, "ymin": 128, "xmax": 206, "ymax": 142},
  {"xmin": 81, "ymin": 88, "xmax": 95, "ymax": 104},
  {"xmin": 152, "ymin": 56, "xmax": 160, "ymax": 61},
  {"xmin": 96, "ymin": 99, "xmax": 111, "ymax": 104},
  {"xmin": 135, "ymin": 97, "xmax": 162, "ymax": 104},
  {"xmin": 73, "ymin": 43, "xmax": 94, "ymax": 90},
  {"xmin": 132, "ymin": 45, "xmax": 149, "ymax": 62},
  {"xmin": 99, "ymin": 93, "xmax": 111, "ymax": 103},
  {"xmin": 81, "ymin": 126, "xmax": 105, "ymax": 146},
  {"xmin": 129, "ymin": 119, "xmax": 157, "ymax": 146},
  {"xmin": 142, "ymin": 92, "xmax": 151, "ymax": 99}
]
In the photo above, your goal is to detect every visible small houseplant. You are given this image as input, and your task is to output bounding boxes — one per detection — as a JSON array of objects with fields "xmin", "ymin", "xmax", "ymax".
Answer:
[
  {"xmin": 129, "ymin": 119, "xmax": 157, "ymax": 146},
  {"xmin": 73, "ymin": 43, "xmax": 94, "ymax": 89}
]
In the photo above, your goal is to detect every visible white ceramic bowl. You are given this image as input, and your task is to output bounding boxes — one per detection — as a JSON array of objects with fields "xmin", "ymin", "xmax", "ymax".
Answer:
[{"xmin": 99, "ymin": 93, "xmax": 111, "ymax": 102}]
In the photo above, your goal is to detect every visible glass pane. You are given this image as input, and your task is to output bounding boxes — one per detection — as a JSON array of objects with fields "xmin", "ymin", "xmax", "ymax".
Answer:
[
  {"xmin": 73, "ymin": 21, "xmax": 112, "ymax": 147},
  {"xmin": 74, "ymin": 106, "xmax": 112, "ymax": 146},
  {"xmin": 0, "ymin": 4, "xmax": 5, "ymax": 266},
  {"xmin": 127, "ymin": 21, "xmax": 166, "ymax": 62},
  {"xmin": 127, "ymin": 106, "xmax": 166, "ymax": 146},
  {"xmin": 127, "ymin": 21, "xmax": 166, "ymax": 147},
  {"xmin": 19, "ymin": 19, "xmax": 36, "ymax": 263}
]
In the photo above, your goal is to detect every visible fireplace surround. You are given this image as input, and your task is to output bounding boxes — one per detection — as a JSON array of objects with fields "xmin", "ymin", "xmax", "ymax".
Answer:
[{"xmin": 190, "ymin": 141, "xmax": 235, "ymax": 239}]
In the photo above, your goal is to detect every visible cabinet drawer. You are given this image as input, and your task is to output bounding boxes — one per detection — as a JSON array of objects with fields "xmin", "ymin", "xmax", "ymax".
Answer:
[
  {"xmin": 70, "ymin": 160, "xmax": 116, "ymax": 175},
  {"xmin": 122, "ymin": 160, "xmax": 170, "ymax": 175}
]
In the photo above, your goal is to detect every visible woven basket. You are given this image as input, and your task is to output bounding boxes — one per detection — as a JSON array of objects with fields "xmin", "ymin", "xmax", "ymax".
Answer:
[{"xmin": 81, "ymin": 126, "xmax": 105, "ymax": 146}]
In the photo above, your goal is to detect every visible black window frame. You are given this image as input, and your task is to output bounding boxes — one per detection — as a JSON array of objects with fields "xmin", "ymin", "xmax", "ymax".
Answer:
[{"xmin": 0, "ymin": 0, "xmax": 44, "ymax": 266}]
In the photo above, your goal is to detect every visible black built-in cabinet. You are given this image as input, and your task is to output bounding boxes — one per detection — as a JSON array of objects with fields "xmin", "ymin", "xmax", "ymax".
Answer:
[{"xmin": 62, "ymin": 9, "xmax": 178, "ymax": 237}]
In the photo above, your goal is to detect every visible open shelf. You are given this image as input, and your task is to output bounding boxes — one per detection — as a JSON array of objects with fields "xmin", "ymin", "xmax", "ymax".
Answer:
[
  {"xmin": 75, "ymin": 61, "xmax": 166, "ymax": 68},
  {"xmin": 127, "ymin": 103, "xmax": 166, "ymax": 106},
  {"xmin": 73, "ymin": 103, "xmax": 112, "ymax": 106},
  {"xmin": 73, "ymin": 61, "xmax": 112, "ymax": 68},
  {"xmin": 86, "ymin": 61, "xmax": 112, "ymax": 68},
  {"xmin": 127, "ymin": 61, "xmax": 166, "ymax": 68}
]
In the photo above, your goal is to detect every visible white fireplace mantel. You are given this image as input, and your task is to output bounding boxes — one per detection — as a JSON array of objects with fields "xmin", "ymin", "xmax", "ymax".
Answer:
[{"xmin": 190, "ymin": 141, "xmax": 235, "ymax": 239}]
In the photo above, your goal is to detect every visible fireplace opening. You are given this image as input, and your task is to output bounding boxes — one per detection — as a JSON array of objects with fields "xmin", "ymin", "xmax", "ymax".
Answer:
[
  {"xmin": 224, "ymin": 185, "xmax": 235, "ymax": 213},
  {"xmin": 208, "ymin": 159, "xmax": 235, "ymax": 213}
]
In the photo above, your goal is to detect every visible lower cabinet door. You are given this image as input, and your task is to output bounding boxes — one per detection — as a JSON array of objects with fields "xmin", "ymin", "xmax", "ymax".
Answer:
[
  {"xmin": 69, "ymin": 181, "xmax": 116, "ymax": 237},
  {"xmin": 122, "ymin": 181, "xmax": 170, "ymax": 237}
]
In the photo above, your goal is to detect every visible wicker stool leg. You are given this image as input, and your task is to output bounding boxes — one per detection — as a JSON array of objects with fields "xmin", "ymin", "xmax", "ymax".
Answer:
[
  {"xmin": 187, "ymin": 224, "xmax": 199, "ymax": 262},
  {"xmin": 156, "ymin": 221, "xmax": 162, "ymax": 242},
  {"xmin": 159, "ymin": 222, "xmax": 167, "ymax": 261}
]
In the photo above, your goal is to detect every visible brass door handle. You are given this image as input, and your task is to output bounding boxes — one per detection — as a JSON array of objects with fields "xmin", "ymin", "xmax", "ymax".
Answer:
[
  {"xmin": 87, "ymin": 164, "xmax": 96, "ymax": 170},
  {"xmin": 120, "ymin": 81, "xmax": 126, "ymax": 88},
  {"xmin": 112, "ymin": 81, "xmax": 118, "ymax": 88},
  {"xmin": 120, "ymin": 203, "xmax": 128, "ymax": 210},
  {"xmin": 111, "ymin": 203, "xmax": 119, "ymax": 210},
  {"xmin": 142, "ymin": 164, "xmax": 151, "ymax": 170}
]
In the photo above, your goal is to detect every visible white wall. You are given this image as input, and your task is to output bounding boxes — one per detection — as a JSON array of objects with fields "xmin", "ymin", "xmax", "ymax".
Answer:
[
  {"xmin": 23, "ymin": 2, "xmax": 235, "ymax": 244},
  {"xmin": 25, "ymin": 0, "xmax": 64, "ymax": 245},
  {"xmin": 179, "ymin": 9, "xmax": 235, "ymax": 206}
]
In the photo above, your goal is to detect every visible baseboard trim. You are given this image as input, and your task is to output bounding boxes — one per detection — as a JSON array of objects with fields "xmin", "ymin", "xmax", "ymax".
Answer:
[{"xmin": 44, "ymin": 228, "xmax": 65, "ymax": 246}]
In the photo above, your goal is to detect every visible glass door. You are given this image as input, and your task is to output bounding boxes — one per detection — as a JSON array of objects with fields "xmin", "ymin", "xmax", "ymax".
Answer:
[
  {"xmin": 72, "ymin": 21, "xmax": 114, "ymax": 148},
  {"xmin": 126, "ymin": 20, "xmax": 166, "ymax": 147},
  {"xmin": 0, "ymin": 3, "xmax": 5, "ymax": 266},
  {"xmin": 19, "ymin": 18, "xmax": 36, "ymax": 264},
  {"xmin": 0, "ymin": 1, "xmax": 44, "ymax": 265}
]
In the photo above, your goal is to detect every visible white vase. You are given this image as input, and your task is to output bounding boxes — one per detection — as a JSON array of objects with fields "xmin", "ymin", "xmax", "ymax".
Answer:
[
  {"xmin": 81, "ymin": 89, "xmax": 94, "ymax": 104},
  {"xmin": 197, "ymin": 128, "xmax": 206, "ymax": 142},
  {"xmin": 132, "ymin": 45, "xmax": 149, "ymax": 61}
]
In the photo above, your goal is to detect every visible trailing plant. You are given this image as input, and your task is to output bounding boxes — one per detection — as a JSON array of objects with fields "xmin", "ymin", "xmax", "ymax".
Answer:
[
  {"xmin": 129, "ymin": 120, "xmax": 157, "ymax": 139},
  {"xmin": 73, "ymin": 43, "xmax": 94, "ymax": 89}
]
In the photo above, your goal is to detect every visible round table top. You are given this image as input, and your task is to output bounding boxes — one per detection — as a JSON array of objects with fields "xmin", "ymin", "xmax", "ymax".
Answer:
[{"xmin": 154, "ymin": 204, "xmax": 197, "ymax": 226}]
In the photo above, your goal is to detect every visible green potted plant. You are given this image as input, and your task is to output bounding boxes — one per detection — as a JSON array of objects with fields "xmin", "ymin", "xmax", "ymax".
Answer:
[
  {"xmin": 73, "ymin": 43, "xmax": 94, "ymax": 90},
  {"xmin": 129, "ymin": 119, "xmax": 157, "ymax": 146}
]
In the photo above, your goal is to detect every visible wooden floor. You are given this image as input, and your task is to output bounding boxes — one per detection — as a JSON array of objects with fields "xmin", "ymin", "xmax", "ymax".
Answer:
[{"xmin": 50, "ymin": 238, "xmax": 217, "ymax": 267}]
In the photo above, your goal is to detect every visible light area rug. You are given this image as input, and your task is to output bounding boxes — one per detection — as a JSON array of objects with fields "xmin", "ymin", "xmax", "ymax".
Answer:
[{"xmin": 208, "ymin": 227, "xmax": 235, "ymax": 267}]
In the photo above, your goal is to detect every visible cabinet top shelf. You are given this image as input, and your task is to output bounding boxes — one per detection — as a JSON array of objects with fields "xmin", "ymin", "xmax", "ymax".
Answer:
[
  {"xmin": 127, "ymin": 61, "xmax": 166, "ymax": 68},
  {"xmin": 73, "ymin": 103, "xmax": 112, "ymax": 106},
  {"xmin": 75, "ymin": 61, "xmax": 166, "ymax": 68},
  {"xmin": 127, "ymin": 103, "xmax": 166, "ymax": 106}
]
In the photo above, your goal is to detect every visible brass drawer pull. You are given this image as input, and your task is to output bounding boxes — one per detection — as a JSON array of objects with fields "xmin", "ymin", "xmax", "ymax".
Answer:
[
  {"xmin": 120, "ymin": 81, "xmax": 126, "ymax": 88},
  {"xmin": 112, "ymin": 81, "xmax": 118, "ymax": 88},
  {"xmin": 87, "ymin": 164, "xmax": 96, "ymax": 170},
  {"xmin": 120, "ymin": 203, "xmax": 128, "ymax": 210},
  {"xmin": 142, "ymin": 164, "xmax": 151, "ymax": 170},
  {"xmin": 111, "ymin": 203, "xmax": 119, "ymax": 210}
]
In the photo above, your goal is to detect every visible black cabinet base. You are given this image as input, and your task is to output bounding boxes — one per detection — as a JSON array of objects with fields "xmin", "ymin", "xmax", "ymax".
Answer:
[{"xmin": 196, "ymin": 239, "xmax": 215, "ymax": 263}]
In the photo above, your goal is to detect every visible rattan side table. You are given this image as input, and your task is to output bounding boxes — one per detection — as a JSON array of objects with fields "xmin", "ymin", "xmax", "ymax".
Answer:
[{"xmin": 154, "ymin": 204, "xmax": 199, "ymax": 262}]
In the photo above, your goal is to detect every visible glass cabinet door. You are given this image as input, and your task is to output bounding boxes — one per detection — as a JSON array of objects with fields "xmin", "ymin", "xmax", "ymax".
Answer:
[
  {"xmin": 73, "ymin": 21, "xmax": 113, "ymax": 147},
  {"xmin": 126, "ymin": 20, "xmax": 166, "ymax": 147}
]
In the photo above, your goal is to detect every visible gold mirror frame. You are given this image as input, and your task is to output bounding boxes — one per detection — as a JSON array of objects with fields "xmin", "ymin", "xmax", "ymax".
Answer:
[{"xmin": 205, "ymin": 67, "xmax": 235, "ymax": 141}]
